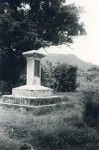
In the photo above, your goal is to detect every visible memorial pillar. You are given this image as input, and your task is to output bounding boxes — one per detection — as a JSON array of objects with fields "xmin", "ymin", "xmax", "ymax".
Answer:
[{"xmin": 23, "ymin": 50, "xmax": 45, "ymax": 86}]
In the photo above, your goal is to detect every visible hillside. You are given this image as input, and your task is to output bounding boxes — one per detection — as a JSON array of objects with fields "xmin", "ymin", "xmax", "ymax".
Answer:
[{"xmin": 42, "ymin": 54, "xmax": 94, "ymax": 71}]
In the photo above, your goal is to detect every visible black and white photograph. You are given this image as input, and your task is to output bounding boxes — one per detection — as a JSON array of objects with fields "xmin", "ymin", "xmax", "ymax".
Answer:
[{"xmin": 0, "ymin": 0, "xmax": 99, "ymax": 150}]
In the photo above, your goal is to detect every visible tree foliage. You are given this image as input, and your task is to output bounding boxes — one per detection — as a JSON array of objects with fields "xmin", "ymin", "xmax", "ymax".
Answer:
[{"xmin": 0, "ymin": 0, "xmax": 85, "ymax": 84}]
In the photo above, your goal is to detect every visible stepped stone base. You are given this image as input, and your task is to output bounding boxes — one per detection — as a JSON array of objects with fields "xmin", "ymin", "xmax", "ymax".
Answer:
[
  {"xmin": 1, "ymin": 85, "xmax": 72, "ymax": 115},
  {"xmin": 0, "ymin": 100, "xmax": 73, "ymax": 115},
  {"xmin": 1, "ymin": 93, "xmax": 73, "ymax": 115},
  {"xmin": 2, "ymin": 95, "xmax": 63, "ymax": 106}
]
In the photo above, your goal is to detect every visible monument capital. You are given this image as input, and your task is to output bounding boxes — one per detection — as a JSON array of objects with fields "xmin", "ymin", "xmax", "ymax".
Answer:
[{"xmin": 23, "ymin": 50, "xmax": 45, "ymax": 59}]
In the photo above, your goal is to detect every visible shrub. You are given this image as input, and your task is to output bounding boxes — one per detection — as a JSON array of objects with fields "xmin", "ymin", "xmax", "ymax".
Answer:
[
  {"xmin": 0, "ymin": 81, "xmax": 12, "ymax": 95},
  {"xmin": 41, "ymin": 62, "xmax": 77, "ymax": 92},
  {"xmin": 53, "ymin": 63, "xmax": 77, "ymax": 92},
  {"xmin": 82, "ymin": 84, "xmax": 99, "ymax": 127},
  {"xmin": 41, "ymin": 61, "xmax": 54, "ymax": 88}
]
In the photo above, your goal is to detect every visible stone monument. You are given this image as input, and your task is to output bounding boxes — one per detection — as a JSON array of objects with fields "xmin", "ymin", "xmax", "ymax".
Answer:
[
  {"xmin": 12, "ymin": 50, "xmax": 53, "ymax": 97},
  {"xmin": 1, "ymin": 49, "xmax": 65, "ymax": 115}
]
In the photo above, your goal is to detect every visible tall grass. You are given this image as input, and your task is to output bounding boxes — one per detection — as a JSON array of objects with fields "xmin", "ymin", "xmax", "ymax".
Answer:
[{"xmin": 0, "ymin": 91, "xmax": 99, "ymax": 150}]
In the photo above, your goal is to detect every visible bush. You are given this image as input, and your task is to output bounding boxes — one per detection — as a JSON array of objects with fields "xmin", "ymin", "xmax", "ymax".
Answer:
[
  {"xmin": 41, "ymin": 61, "xmax": 54, "ymax": 88},
  {"xmin": 53, "ymin": 63, "xmax": 77, "ymax": 92},
  {"xmin": 0, "ymin": 81, "xmax": 12, "ymax": 95},
  {"xmin": 41, "ymin": 62, "xmax": 77, "ymax": 92},
  {"xmin": 82, "ymin": 84, "xmax": 99, "ymax": 127}
]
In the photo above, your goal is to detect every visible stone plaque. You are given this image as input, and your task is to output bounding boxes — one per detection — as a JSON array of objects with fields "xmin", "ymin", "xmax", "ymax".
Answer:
[{"xmin": 34, "ymin": 60, "xmax": 40, "ymax": 77}]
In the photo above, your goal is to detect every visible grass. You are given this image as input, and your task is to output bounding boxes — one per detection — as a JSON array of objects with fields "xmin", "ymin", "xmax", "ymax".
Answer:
[{"xmin": 0, "ymin": 93, "xmax": 99, "ymax": 150}]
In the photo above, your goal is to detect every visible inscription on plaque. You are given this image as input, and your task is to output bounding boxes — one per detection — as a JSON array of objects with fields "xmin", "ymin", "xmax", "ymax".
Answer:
[{"xmin": 34, "ymin": 60, "xmax": 40, "ymax": 77}]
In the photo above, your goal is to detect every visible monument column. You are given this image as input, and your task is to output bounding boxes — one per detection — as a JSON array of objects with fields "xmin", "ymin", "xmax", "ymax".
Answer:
[
  {"xmin": 23, "ymin": 50, "xmax": 44, "ymax": 86},
  {"xmin": 27, "ymin": 57, "xmax": 34, "ymax": 85}
]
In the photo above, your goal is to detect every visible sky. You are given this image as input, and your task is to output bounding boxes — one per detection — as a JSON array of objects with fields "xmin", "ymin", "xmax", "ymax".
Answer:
[{"xmin": 44, "ymin": 0, "xmax": 99, "ymax": 66}]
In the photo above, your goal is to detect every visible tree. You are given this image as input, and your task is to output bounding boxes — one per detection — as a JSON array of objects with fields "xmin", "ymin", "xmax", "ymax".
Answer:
[{"xmin": 0, "ymin": 0, "xmax": 85, "ymax": 85}]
